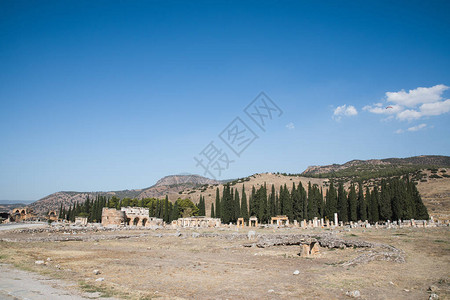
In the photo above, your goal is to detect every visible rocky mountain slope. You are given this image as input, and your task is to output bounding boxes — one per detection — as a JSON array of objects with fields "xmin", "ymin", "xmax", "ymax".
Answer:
[{"xmin": 29, "ymin": 175, "xmax": 220, "ymax": 214}]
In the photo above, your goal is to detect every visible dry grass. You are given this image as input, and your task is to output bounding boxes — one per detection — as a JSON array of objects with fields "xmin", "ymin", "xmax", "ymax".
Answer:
[{"xmin": 0, "ymin": 226, "xmax": 449, "ymax": 299}]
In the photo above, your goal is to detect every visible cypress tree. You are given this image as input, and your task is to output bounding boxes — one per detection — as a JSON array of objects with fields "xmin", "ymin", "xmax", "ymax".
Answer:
[
  {"xmin": 318, "ymin": 187, "xmax": 324, "ymax": 218},
  {"xmin": 337, "ymin": 183, "xmax": 348, "ymax": 223},
  {"xmin": 357, "ymin": 183, "xmax": 367, "ymax": 221},
  {"xmin": 379, "ymin": 179, "xmax": 393, "ymax": 221},
  {"xmin": 210, "ymin": 203, "xmax": 215, "ymax": 218},
  {"xmin": 275, "ymin": 194, "xmax": 280, "ymax": 216},
  {"xmin": 257, "ymin": 184, "xmax": 268, "ymax": 223},
  {"xmin": 215, "ymin": 188, "xmax": 221, "ymax": 219},
  {"xmin": 410, "ymin": 180, "xmax": 429, "ymax": 219},
  {"xmin": 58, "ymin": 203, "xmax": 63, "ymax": 219},
  {"xmin": 269, "ymin": 184, "xmax": 276, "ymax": 218},
  {"xmin": 241, "ymin": 185, "xmax": 249, "ymax": 221},
  {"xmin": 230, "ymin": 188, "xmax": 235, "ymax": 222},
  {"xmin": 325, "ymin": 182, "xmax": 337, "ymax": 221},
  {"xmin": 168, "ymin": 202, "xmax": 173, "ymax": 222},
  {"xmin": 348, "ymin": 184, "xmax": 357, "ymax": 222},
  {"xmin": 291, "ymin": 183, "xmax": 299, "ymax": 220},
  {"xmin": 221, "ymin": 184, "xmax": 232, "ymax": 223},
  {"xmin": 234, "ymin": 189, "xmax": 240, "ymax": 222},
  {"xmin": 171, "ymin": 201, "xmax": 179, "ymax": 221},
  {"xmin": 250, "ymin": 186, "xmax": 256, "ymax": 217},
  {"xmin": 308, "ymin": 183, "xmax": 320, "ymax": 219},
  {"xmin": 164, "ymin": 196, "xmax": 169, "ymax": 222},
  {"xmin": 370, "ymin": 186, "xmax": 380, "ymax": 222}
]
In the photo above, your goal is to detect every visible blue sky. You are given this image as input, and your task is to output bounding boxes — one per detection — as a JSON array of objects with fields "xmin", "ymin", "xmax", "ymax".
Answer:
[{"xmin": 1, "ymin": 0, "xmax": 449, "ymax": 200}]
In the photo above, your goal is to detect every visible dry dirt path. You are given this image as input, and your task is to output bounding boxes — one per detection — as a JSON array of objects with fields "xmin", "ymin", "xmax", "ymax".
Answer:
[{"xmin": 0, "ymin": 264, "xmax": 117, "ymax": 300}]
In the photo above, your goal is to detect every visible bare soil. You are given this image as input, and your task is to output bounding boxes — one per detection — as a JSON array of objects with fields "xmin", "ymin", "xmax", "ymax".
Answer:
[{"xmin": 0, "ymin": 226, "xmax": 449, "ymax": 299}]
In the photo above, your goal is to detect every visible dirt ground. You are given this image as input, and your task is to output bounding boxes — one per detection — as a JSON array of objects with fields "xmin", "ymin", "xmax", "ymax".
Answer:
[{"xmin": 0, "ymin": 226, "xmax": 449, "ymax": 300}]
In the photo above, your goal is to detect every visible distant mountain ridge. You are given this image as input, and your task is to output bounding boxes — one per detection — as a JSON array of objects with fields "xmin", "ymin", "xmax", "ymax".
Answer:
[{"xmin": 29, "ymin": 175, "xmax": 221, "ymax": 214}]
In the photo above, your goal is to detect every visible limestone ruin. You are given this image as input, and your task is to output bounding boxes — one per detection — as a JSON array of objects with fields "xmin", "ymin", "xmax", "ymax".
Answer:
[
  {"xmin": 270, "ymin": 215, "xmax": 289, "ymax": 227},
  {"xmin": 172, "ymin": 216, "xmax": 221, "ymax": 228},
  {"xmin": 7, "ymin": 207, "xmax": 37, "ymax": 222},
  {"xmin": 101, "ymin": 207, "xmax": 163, "ymax": 227}
]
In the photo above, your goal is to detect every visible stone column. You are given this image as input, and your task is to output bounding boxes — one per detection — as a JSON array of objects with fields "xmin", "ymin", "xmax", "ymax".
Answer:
[{"xmin": 334, "ymin": 213, "xmax": 338, "ymax": 226}]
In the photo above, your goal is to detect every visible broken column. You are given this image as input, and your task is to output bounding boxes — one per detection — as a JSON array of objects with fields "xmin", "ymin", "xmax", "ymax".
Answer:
[{"xmin": 334, "ymin": 213, "xmax": 338, "ymax": 226}]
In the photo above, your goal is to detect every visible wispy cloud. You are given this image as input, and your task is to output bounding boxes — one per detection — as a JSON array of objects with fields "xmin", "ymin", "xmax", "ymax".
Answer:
[
  {"xmin": 286, "ymin": 122, "xmax": 295, "ymax": 130},
  {"xmin": 364, "ymin": 84, "xmax": 450, "ymax": 121},
  {"xmin": 407, "ymin": 123, "xmax": 427, "ymax": 132},
  {"xmin": 395, "ymin": 123, "xmax": 428, "ymax": 134},
  {"xmin": 333, "ymin": 104, "xmax": 357, "ymax": 121}
]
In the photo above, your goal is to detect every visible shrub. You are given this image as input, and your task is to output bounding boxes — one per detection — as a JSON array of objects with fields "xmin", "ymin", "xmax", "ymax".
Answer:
[{"xmin": 429, "ymin": 174, "xmax": 442, "ymax": 179}]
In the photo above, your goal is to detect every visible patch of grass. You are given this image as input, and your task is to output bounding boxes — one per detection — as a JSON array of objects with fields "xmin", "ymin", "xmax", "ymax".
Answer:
[
  {"xmin": 434, "ymin": 239, "xmax": 448, "ymax": 244},
  {"xmin": 79, "ymin": 281, "xmax": 115, "ymax": 298}
]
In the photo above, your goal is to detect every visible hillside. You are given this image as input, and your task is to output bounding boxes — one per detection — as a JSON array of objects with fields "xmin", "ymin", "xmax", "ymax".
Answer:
[
  {"xmin": 301, "ymin": 155, "xmax": 450, "ymax": 180},
  {"xmin": 27, "ymin": 156, "xmax": 450, "ymax": 220},
  {"xmin": 175, "ymin": 169, "xmax": 450, "ymax": 221},
  {"xmin": 29, "ymin": 175, "xmax": 220, "ymax": 214}
]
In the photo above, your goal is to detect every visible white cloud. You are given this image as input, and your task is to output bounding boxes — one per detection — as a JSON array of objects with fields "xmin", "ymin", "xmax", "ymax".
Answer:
[
  {"xmin": 286, "ymin": 122, "xmax": 295, "ymax": 130},
  {"xmin": 395, "ymin": 129, "xmax": 404, "ymax": 134},
  {"xmin": 333, "ymin": 104, "xmax": 358, "ymax": 121},
  {"xmin": 386, "ymin": 84, "xmax": 448, "ymax": 107},
  {"xmin": 419, "ymin": 99, "xmax": 450, "ymax": 116},
  {"xmin": 365, "ymin": 84, "xmax": 450, "ymax": 122},
  {"xmin": 397, "ymin": 109, "xmax": 422, "ymax": 121},
  {"xmin": 407, "ymin": 123, "xmax": 427, "ymax": 132}
]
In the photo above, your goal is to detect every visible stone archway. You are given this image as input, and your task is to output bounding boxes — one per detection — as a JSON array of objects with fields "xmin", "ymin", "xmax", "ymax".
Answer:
[
  {"xmin": 133, "ymin": 217, "xmax": 139, "ymax": 226},
  {"xmin": 142, "ymin": 218, "xmax": 148, "ymax": 226}
]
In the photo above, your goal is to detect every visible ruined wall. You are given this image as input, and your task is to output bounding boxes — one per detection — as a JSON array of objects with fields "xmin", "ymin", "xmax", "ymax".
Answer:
[
  {"xmin": 101, "ymin": 208, "xmax": 126, "ymax": 226},
  {"xmin": 9, "ymin": 207, "xmax": 37, "ymax": 222},
  {"xmin": 121, "ymin": 207, "xmax": 151, "ymax": 226},
  {"xmin": 175, "ymin": 217, "xmax": 221, "ymax": 228},
  {"xmin": 48, "ymin": 211, "xmax": 58, "ymax": 221}
]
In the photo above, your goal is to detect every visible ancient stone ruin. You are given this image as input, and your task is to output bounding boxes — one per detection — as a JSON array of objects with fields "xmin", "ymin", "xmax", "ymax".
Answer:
[
  {"xmin": 101, "ymin": 207, "xmax": 163, "ymax": 227},
  {"xmin": 48, "ymin": 211, "xmax": 58, "ymax": 221},
  {"xmin": 299, "ymin": 238, "xmax": 320, "ymax": 257},
  {"xmin": 172, "ymin": 216, "xmax": 221, "ymax": 228},
  {"xmin": 8, "ymin": 207, "xmax": 37, "ymax": 222},
  {"xmin": 249, "ymin": 216, "xmax": 258, "ymax": 227},
  {"xmin": 271, "ymin": 215, "xmax": 289, "ymax": 227}
]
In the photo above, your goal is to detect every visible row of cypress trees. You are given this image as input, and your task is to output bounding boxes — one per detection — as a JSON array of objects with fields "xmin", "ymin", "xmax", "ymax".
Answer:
[
  {"xmin": 59, "ymin": 195, "xmax": 108, "ymax": 223},
  {"xmin": 210, "ymin": 176, "xmax": 429, "ymax": 224},
  {"xmin": 60, "ymin": 194, "xmax": 208, "ymax": 224}
]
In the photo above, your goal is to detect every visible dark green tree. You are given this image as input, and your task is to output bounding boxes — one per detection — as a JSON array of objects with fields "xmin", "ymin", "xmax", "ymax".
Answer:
[
  {"xmin": 325, "ymin": 182, "xmax": 338, "ymax": 220},
  {"xmin": 234, "ymin": 189, "xmax": 240, "ymax": 222},
  {"xmin": 379, "ymin": 179, "xmax": 393, "ymax": 221},
  {"xmin": 241, "ymin": 185, "xmax": 249, "ymax": 221},
  {"xmin": 369, "ymin": 186, "xmax": 380, "ymax": 223},
  {"xmin": 357, "ymin": 183, "xmax": 367, "ymax": 221},
  {"xmin": 348, "ymin": 184, "xmax": 357, "ymax": 222},
  {"xmin": 215, "ymin": 188, "xmax": 221, "ymax": 219},
  {"xmin": 337, "ymin": 183, "xmax": 348, "ymax": 223},
  {"xmin": 164, "ymin": 195, "xmax": 170, "ymax": 222},
  {"xmin": 210, "ymin": 203, "xmax": 215, "ymax": 218}
]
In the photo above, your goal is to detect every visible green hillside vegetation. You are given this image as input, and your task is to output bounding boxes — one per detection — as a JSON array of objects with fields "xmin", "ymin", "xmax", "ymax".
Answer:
[{"xmin": 303, "ymin": 164, "xmax": 437, "ymax": 181}]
